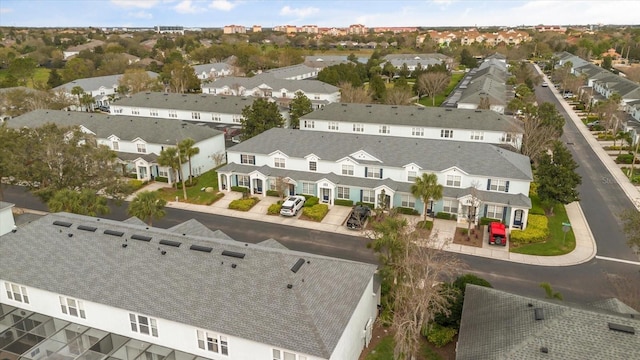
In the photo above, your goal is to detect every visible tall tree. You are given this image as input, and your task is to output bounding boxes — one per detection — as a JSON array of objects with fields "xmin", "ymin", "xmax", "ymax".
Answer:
[
  {"xmin": 459, "ymin": 48, "xmax": 477, "ymax": 69},
  {"xmin": 178, "ymin": 138, "xmax": 200, "ymax": 182},
  {"xmin": 416, "ymin": 72, "xmax": 450, "ymax": 106},
  {"xmin": 71, "ymin": 86, "xmax": 85, "ymax": 110},
  {"xmin": 47, "ymin": 69, "xmax": 64, "ymax": 89},
  {"xmin": 127, "ymin": 191, "xmax": 167, "ymax": 226},
  {"xmin": 369, "ymin": 74, "xmax": 387, "ymax": 102},
  {"xmin": 157, "ymin": 147, "xmax": 181, "ymax": 188},
  {"xmin": 8, "ymin": 57, "xmax": 37, "ymax": 86},
  {"xmin": 536, "ymin": 141, "xmax": 582, "ymax": 214},
  {"xmin": 47, "ymin": 188, "xmax": 110, "ymax": 216},
  {"xmin": 288, "ymin": 91, "xmax": 313, "ymax": 129},
  {"xmin": 240, "ymin": 98, "xmax": 284, "ymax": 140},
  {"xmin": 338, "ymin": 81, "xmax": 372, "ymax": 103},
  {"xmin": 118, "ymin": 68, "xmax": 161, "ymax": 95},
  {"xmin": 520, "ymin": 103, "xmax": 564, "ymax": 163},
  {"xmin": 410, "ymin": 173, "xmax": 443, "ymax": 226},
  {"xmin": 161, "ymin": 61, "xmax": 200, "ymax": 93},
  {"xmin": 384, "ymin": 87, "xmax": 413, "ymax": 105}
]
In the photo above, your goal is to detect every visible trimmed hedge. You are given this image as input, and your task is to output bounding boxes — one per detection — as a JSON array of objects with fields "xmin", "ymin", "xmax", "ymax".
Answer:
[
  {"xmin": 266, "ymin": 190, "xmax": 280, "ymax": 197},
  {"xmin": 396, "ymin": 207, "xmax": 420, "ymax": 216},
  {"xmin": 228, "ymin": 197, "xmax": 259, "ymax": 211},
  {"xmin": 435, "ymin": 212, "xmax": 456, "ymax": 220},
  {"xmin": 267, "ymin": 203, "xmax": 282, "ymax": 215},
  {"xmin": 423, "ymin": 324, "xmax": 458, "ymax": 348},
  {"xmin": 334, "ymin": 199, "xmax": 354, "ymax": 207},
  {"xmin": 616, "ymin": 153, "xmax": 639, "ymax": 164},
  {"xmin": 230, "ymin": 186, "xmax": 249, "ymax": 193},
  {"xmin": 416, "ymin": 220, "xmax": 433, "ymax": 230},
  {"xmin": 128, "ymin": 179, "xmax": 147, "ymax": 191},
  {"xmin": 155, "ymin": 176, "xmax": 169, "ymax": 183},
  {"xmin": 302, "ymin": 204, "xmax": 329, "ymax": 221},
  {"xmin": 303, "ymin": 196, "xmax": 319, "ymax": 207},
  {"xmin": 510, "ymin": 214, "xmax": 549, "ymax": 244},
  {"xmin": 479, "ymin": 217, "xmax": 501, "ymax": 226}
]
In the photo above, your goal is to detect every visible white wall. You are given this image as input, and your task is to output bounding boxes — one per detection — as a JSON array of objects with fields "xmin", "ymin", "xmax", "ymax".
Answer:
[
  {"xmin": 113, "ymin": 104, "xmax": 244, "ymax": 125},
  {"xmin": 0, "ymin": 204, "xmax": 15, "ymax": 236}
]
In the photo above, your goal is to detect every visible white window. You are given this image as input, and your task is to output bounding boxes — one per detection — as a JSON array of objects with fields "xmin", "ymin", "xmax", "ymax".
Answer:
[
  {"xmin": 272, "ymin": 349, "xmax": 307, "ymax": 360},
  {"xmin": 129, "ymin": 313, "xmax": 158, "ymax": 337},
  {"xmin": 309, "ymin": 161, "xmax": 317, "ymax": 171},
  {"xmin": 303, "ymin": 120, "xmax": 315, "ymax": 128},
  {"xmin": 137, "ymin": 143, "xmax": 146, "ymax": 153},
  {"xmin": 212, "ymin": 113, "xmax": 221, "ymax": 121},
  {"xmin": 4, "ymin": 282, "xmax": 29, "ymax": 304},
  {"xmin": 301, "ymin": 182, "xmax": 314, "ymax": 195},
  {"xmin": 269, "ymin": 178, "xmax": 277, "ymax": 191},
  {"xmin": 440, "ymin": 129, "xmax": 453, "ymax": 138},
  {"xmin": 342, "ymin": 164, "xmax": 354, "ymax": 176},
  {"xmin": 112, "ymin": 107, "xmax": 123, "ymax": 114},
  {"xmin": 378, "ymin": 125, "xmax": 390, "ymax": 134},
  {"xmin": 169, "ymin": 110, "xmax": 177, "ymax": 118},
  {"xmin": 470, "ymin": 131, "xmax": 484, "ymax": 140},
  {"xmin": 400, "ymin": 194, "xmax": 415, "ymax": 208},
  {"xmin": 240, "ymin": 154, "xmax": 255, "ymax": 165},
  {"xmin": 59, "ymin": 296, "xmax": 86, "ymax": 319},
  {"xmin": 112, "ymin": 141, "xmax": 119, "ymax": 151},
  {"xmin": 238, "ymin": 175, "xmax": 250, "ymax": 187},
  {"xmin": 502, "ymin": 133, "xmax": 514, "ymax": 143},
  {"xmin": 367, "ymin": 167, "xmax": 381, "ymax": 179},
  {"xmin": 446, "ymin": 175, "xmax": 461, "ymax": 187},
  {"xmin": 192, "ymin": 112, "xmax": 201, "ymax": 120},
  {"xmin": 362, "ymin": 190, "xmax": 375, "ymax": 203},
  {"xmin": 314, "ymin": 95, "xmax": 320, "ymax": 100},
  {"xmin": 328, "ymin": 122, "xmax": 339, "ymax": 131},
  {"xmin": 353, "ymin": 123, "xmax": 364, "ymax": 132},
  {"xmin": 197, "ymin": 330, "xmax": 229, "ymax": 355},
  {"xmin": 158, "ymin": 169, "xmax": 169, "ymax": 177},
  {"xmin": 131, "ymin": 108, "xmax": 140, "ymax": 115},
  {"xmin": 150, "ymin": 109, "xmax": 158, "ymax": 117},
  {"xmin": 489, "ymin": 179, "xmax": 507, "ymax": 192},
  {"xmin": 412, "ymin": 127, "xmax": 424, "ymax": 136},
  {"xmin": 486, "ymin": 205, "xmax": 504, "ymax": 219},
  {"xmin": 407, "ymin": 171, "xmax": 417, "ymax": 182},
  {"xmin": 274, "ymin": 157, "xmax": 285, "ymax": 168},
  {"xmin": 337, "ymin": 186, "xmax": 350, "ymax": 199},
  {"xmin": 232, "ymin": 115, "xmax": 242, "ymax": 123},
  {"xmin": 443, "ymin": 199, "xmax": 458, "ymax": 214}
]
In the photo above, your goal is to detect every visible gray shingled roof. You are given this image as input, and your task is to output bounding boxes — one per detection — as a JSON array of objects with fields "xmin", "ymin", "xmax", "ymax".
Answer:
[
  {"xmin": 192, "ymin": 63, "xmax": 230, "ymax": 74},
  {"xmin": 113, "ymin": 92, "xmax": 256, "ymax": 114},
  {"xmin": 301, "ymin": 103, "xmax": 521, "ymax": 132},
  {"xmin": 0, "ymin": 213, "xmax": 377, "ymax": 358},
  {"xmin": 6, "ymin": 110, "xmax": 222, "ymax": 145},
  {"xmin": 229, "ymin": 128, "xmax": 532, "ymax": 180},
  {"xmin": 457, "ymin": 285, "xmax": 640, "ymax": 360},
  {"xmin": 203, "ymin": 73, "xmax": 339, "ymax": 93},
  {"xmin": 458, "ymin": 78, "xmax": 507, "ymax": 105},
  {"xmin": 265, "ymin": 64, "xmax": 318, "ymax": 79},
  {"xmin": 54, "ymin": 72, "xmax": 159, "ymax": 92}
]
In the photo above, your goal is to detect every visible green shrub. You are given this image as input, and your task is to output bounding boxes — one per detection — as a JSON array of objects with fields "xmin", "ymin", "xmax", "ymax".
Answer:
[
  {"xmin": 155, "ymin": 176, "xmax": 169, "ymax": 183},
  {"xmin": 228, "ymin": 197, "xmax": 259, "ymax": 211},
  {"xmin": 616, "ymin": 153, "xmax": 638, "ymax": 164},
  {"xmin": 460, "ymin": 228, "xmax": 468, "ymax": 235},
  {"xmin": 356, "ymin": 202, "xmax": 374, "ymax": 209},
  {"xmin": 302, "ymin": 204, "xmax": 329, "ymax": 221},
  {"xmin": 126, "ymin": 173, "xmax": 138, "ymax": 179},
  {"xmin": 334, "ymin": 199, "xmax": 354, "ymax": 207},
  {"xmin": 230, "ymin": 186, "xmax": 249, "ymax": 193},
  {"xmin": 266, "ymin": 190, "xmax": 280, "ymax": 197},
  {"xmin": 435, "ymin": 274, "xmax": 493, "ymax": 329},
  {"xmin": 128, "ymin": 179, "xmax": 146, "ymax": 191},
  {"xmin": 396, "ymin": 207, "xmax": 420, "ymax": 215},
  {"xmin": 510, "ymin": 214, "xmax": 549, "ymax": 244},
  {"xmin": 303, "ymin": 196, "xmax": 319, "ymax": 207},
  {"xmin": 435, "ymin": 212, "xmax": 456, "ymax": 220},
  {"xmin": 416, "ymin": 220, "xmax": 433, "ymax": 230},
  {"xmin": 424, "ymin": 324, "xmax": 457, "ymax": 348},
  {"xmin": 479, "ymin": 217, "xmax": 502, "ymax": 226},
  {"xmin": 176, "ymin": 180, "xmax": 197, "ymax": 190},
  {"xmin": 573, "ymin": 104, "xmax": 585, "ymax": 111},
  {"xmin": 267, "ymin": 203, "xmax": 282, "ymax": 215},
  {"xmin": 209, "ymin": 192, "xmax": 225, "ymax": 205}
]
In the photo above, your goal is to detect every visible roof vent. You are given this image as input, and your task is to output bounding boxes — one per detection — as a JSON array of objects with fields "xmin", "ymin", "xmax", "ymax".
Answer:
[
  {"xmin": 445, "ymin": 108, "xmax": 452, "ymax": 111},
  {"xmin": 131, "ymin": 234, "xmax": 152, "ymax": 242},
  {"xmin": 67, "ymin": 233, "xmax": 73, "ymax": 238},
  {"xmin": 608, "ymin": 322, "xmax": 635, "ymax": 334},
  {"xmin": 53, "ymin": 221, "xmax": 72, "ymax": 228},
  {"xmin": 222, "ymin": 250, "xmax": 246, "ymax": 259},
  {"xmin": 534, "ymin": 308, "xmax": 544, "ymax": 320},
  {"xmin": 287, "ymin": 284, "xmax": 293, "ymax": 289},
  {"xmin": 231, "ymin": 263, "xmax": 237, "ymax": 268},
  {"xmin": 291, "ymin": 258, "xmax": 305, "ymax": 273},
  {"xmin": 190, "ymin": 245, "xmax": 213, "ymax": 253},
  {"xmin": 540, "ymin": 347, "xmax": 549, "ymax": 354},
  {"xmin": 122, "ymin": 243, "xmax": 128, "ymax": 248},
  {"xmin": 159, "ymin": 239, "xmax": 181, "ymax": 247},
  {"xmin": 341, "ymin": 103, "xmax": 347, "ymax": 106},
  {"xmin": 77, "ymin": 225, "xmax": 97, "ymax": 232},
  {"xmin": 475, "ymin": 110, "xmax": 482, "ymax": 112},
  {"xmin": 104, "ymin": 229, "xmax": 124, "ymax": 237}
]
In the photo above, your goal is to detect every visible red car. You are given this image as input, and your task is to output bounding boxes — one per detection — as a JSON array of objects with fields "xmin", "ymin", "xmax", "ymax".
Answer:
[{"xmin": 488, "ymin": 222, "xmax": 507, "ymax": 246}]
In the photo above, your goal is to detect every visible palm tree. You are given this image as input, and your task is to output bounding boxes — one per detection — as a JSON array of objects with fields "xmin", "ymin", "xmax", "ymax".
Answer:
[
  {"xmin": 70, "ymin": 86, "xmax": 84, "ymax": 110},
  {"xmin": 178, "ymin": 138, "xmax": 200, "ymax": 182},
  {"xmin": 157, "ymin": 147, "xmax": 181, "ymax": 188},
  {"xmin": 47, "ymin": 188, "xmax": 110, "ymax": 216},
  {"xmin": 127, "ymin": 191, "xmax": 167, "ymax": 226},
  {"xmin": 410, "ymin": 173, "xmax": 443, "ymax": 226},
  {"xmin": 539, "ymin": 282, "xmax": 563, "ymax": 300}
]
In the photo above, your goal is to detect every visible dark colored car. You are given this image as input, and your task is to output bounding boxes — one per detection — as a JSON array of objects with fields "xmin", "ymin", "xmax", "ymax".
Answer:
[{"xmin": 346, "ymin": 205, "xmax": 371, "ymax": 230}]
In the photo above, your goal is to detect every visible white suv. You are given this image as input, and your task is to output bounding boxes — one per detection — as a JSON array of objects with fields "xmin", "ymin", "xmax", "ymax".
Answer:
[{"xmin": 280, "ymin": 196, "xmax": 306, "ymax": 216}]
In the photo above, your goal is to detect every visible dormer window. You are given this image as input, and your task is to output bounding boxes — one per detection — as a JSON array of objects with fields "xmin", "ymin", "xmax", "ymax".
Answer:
[{"xmin": 137, "ymin": 143, "xmax": 146, "ymax": 153}]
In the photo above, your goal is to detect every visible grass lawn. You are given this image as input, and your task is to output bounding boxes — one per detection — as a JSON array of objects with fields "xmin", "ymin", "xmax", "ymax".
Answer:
[
  {"xmin": 364, "ymin": 335, "xmax": 445, "ymax": 360},
  {"xmin": 418, "ymin": 72, "xmax": 465, "ymax": 107},
  {"xmin": 0, "ymin": 68, "xmax": 51, "ymax": 88},
  {"xmin": 511, "ymin": 196, "xmax": 576, "ymax": 256},
  {"xmin": 155, "ymin": 169, "xmax": 223, "ymax": 205}
]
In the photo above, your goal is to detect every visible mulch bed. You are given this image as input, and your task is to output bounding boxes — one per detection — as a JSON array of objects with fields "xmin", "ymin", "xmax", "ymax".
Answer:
[{"xmin": 451, "ymin": 226, "xmax": 484, "ymax": 248}]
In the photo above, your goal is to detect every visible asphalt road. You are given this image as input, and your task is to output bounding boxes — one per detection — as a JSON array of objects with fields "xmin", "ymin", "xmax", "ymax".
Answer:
[{"xmin": 534, "ymin": 84, "xmax": 639, "ymax": 261}]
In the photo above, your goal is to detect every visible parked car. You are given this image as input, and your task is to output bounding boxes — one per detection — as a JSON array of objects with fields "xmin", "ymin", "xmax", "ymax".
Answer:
[
  {"xmin": 280, "ymin": 195, "xmax": 306, "ymax": 216},
  {"xmin": 346, "ymin": 205, "xmax": 371, "ymax": 230},
  {"xmin": 488, "ymin": 222, "xmax": 507, "ymax": 246},
  {"xmin": 586, "ymin": 120, "xmax": 600, "ymax": 128},
  {"xmin": 563, "ymin": 91, "xmax": 574, "ymax": 99},
  {"xmin": 541, "ymin": 81, "xmax": 548, "ymax": 87}
]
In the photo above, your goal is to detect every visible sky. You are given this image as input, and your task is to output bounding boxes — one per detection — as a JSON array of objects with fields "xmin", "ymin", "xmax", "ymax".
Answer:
[{"xmin": 0, "ymin": 0, "xmax": 639, "ymax": 28}]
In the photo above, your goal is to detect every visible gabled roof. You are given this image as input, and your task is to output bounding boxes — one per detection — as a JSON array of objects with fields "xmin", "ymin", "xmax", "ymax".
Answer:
[
  {"xmin": 192, "ymin": 63, "xmax": 231, "ymax": 74},
  {"xmin": 457, "ymin": 285, "xmax": 640, "ymax": 360},
  {"xmin": 265, "ymin": 64, "xmax": 318, "ymax": 79},
  {"xmin": 301, "ymin": 103, "xmax": 521, "ymax": 133},
  {"xmin": 0, "ymin": 213, "xmax": 377, "ymax": 358},
  {"xmin": 202, "ymin": 73, "xmax": 339, "ymax": 94},
  {"xmin": 229, "ymin": 128, "xmax": 532, "ymax": 180},
  {"xmin": 54, "ymin": 72, "xmax": 159, "ymax": 93},
  {"xmin": 6, "ymin": 110, "xmax": 222, "ymax": 145},
  {"xmin": 113, "ymin": 92, "xmax": 256, "ymax": 114},
  {"xmin": 458, "ymin": 77, "xmax": 507, "ymax": 105}
]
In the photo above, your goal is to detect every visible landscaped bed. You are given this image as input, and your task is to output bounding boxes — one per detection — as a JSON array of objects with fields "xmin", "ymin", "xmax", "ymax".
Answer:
[{"xmin": 155, "ymin": 169, "xmax": 223, "ymax": 205}]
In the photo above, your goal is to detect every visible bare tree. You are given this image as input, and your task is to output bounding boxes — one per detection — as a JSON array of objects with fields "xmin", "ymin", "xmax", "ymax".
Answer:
[
  {"xmin": 274, "ymin": 176, "xmax": 290, "ymax": 199},
  {"xmin": 338, "ymin": 81, "xmax": 372, "ymax": 104},
  {"xmin": 416, "ymin": 72, "xmax": 450, "ymax": 106},
  {"xmin": 478, "ymin": 96, "xmax": 491, "ymax": 110},
  {"xmin": 385, "ymin": 87, "xmax": 414, "ymax": 105},
  {"xmin": 210, "ymin": 152, "xmax": 226, "ymax": 167},
  {"xmin": 118, "ymin": 68, "xmax": 161, "ymax": 95}
]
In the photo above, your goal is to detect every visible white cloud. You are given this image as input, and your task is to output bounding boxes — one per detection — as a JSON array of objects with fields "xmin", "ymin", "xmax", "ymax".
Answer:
[
  {"xmin": 280, "ymin": 5, "xmax": 319, "ymax": 18},
  {"xmin": 209, "ymin": 0, "xmax": 236, "ymax": 11},
  {"xmin": 174, "ymin": 0, "xmax": 199, "ymax": 13},
  {"xmin": 128, "ymin": 11, "xmax": 153, "ymax": 19},
  {"xmin": 0, "ymin": 7, "xmax": 12, "ymax": 14},
  {"xmin": 111, "ymin": 0, "xmax": 159, "ymax": 9}
]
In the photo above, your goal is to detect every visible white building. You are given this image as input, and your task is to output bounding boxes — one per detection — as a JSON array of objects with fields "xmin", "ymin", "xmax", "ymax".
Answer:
[
  {"xmin": 6, "ymin": 110, "xmax": 225, "ymax": 183},
  {"xmin": 192, "ymin": 63, "xmax": 233, "ymax": 81},
  {"xmin": 0, "ymin": 212, "xmax": 378, "ymax": 360},
  {"xmin": 0, "ymin": 201, "xmax": 15, "ymax": 236},
  {"xmin": 218, "ymin": 128, "xmax": 532, "ymax": 230},
  {"xmin": 264, "ymin": 64, "xmax": 319, "ymax": 80},
  {"xmin": 299, "ymin": 103, "xmax": 523, "ymax": 150}
]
